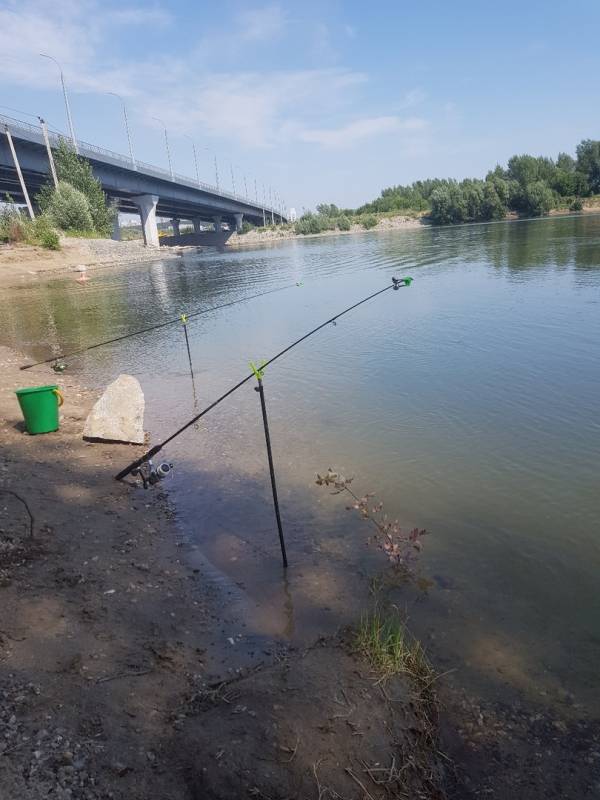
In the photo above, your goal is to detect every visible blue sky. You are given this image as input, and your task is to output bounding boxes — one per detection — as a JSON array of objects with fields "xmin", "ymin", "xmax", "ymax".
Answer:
[{"xmin": 1, "ymin": 0, "xmax": 599, "ymax": 211}]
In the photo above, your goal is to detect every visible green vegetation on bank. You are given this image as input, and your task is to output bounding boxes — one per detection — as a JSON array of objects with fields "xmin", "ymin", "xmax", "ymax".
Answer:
[
  {"xmin": 0, "ymin": 204, "xmax": 60, "ymax": 249},
  {"xmin": 1, "ymin": 139, "xmax": 114, "ymax": 249},
  {"xmin": 358, "ymin": 139, "xmax": 600, "ymax": 225},
  {"xmin": 37, "ymin": 140, "xmax": 114, "ymax": 236}
]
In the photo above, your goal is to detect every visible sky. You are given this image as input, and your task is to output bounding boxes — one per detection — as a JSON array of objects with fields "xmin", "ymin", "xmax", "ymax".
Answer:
[{"xmin": 1, "ymin": 0, "xmax": 599, "ymax": 212}]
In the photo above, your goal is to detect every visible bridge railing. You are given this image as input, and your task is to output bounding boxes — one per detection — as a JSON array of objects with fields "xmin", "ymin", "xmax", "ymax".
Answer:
[{"xmin": 1, "ymin": 112, "xmax": 284, "ymax": 218}]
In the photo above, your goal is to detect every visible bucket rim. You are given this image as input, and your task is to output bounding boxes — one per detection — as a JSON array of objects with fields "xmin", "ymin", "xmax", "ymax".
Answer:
[{"xmin": 15, "ymin": 384, "xmax": 59, "ymax": 396}]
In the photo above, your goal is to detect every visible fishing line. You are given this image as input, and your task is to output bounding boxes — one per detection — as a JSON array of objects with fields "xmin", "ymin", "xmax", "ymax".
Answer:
[
  {"xmin": 115, "ymin": 276, "xmax": 412, "ymax": 481},
  {"xmin": 19, "ymin": 282, "xmax": 299, "ymax": 370}
]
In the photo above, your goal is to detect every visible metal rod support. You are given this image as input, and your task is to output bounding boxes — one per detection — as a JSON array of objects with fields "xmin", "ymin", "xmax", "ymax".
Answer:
[
  {"xmin": 39, "ymin": 118, "xmax": 58, "ymax": 187},
  {"xmin": 4, "ymin": 125, "xmax": 34, "ymax": 219},
  {"xmin": 255, "ymin": 378, "xmax": 288, "ymax": 568}
]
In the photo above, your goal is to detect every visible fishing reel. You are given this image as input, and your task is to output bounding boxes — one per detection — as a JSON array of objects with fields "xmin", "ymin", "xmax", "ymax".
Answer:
[{"xmin": 131, "ymin": 459, "xmax": 173, "ymax": 489}]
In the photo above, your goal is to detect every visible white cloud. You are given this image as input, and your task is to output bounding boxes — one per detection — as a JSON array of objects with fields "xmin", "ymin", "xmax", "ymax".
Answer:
[
  {"xmin": 238, "ymin": 5, "xmax": 286, "ymax": 42},
  {"xmin": 0, "ymin": 1, "xmax": 431, "ymax": 155},
  {"xmin": 297, "ymin": 116, "xmax": 427, "ymax": 147},
  {"xmin": 400, "ymin": 88, "xmax": 427, "ymax": 108},
  {"xmin": 108, "ymin": 7, "xmax": 173, "ymax": 26}
]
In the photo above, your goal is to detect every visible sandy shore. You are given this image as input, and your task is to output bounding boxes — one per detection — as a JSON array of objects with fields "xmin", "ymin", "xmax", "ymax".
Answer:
[
  {"xmin": 0, "ymin": 238, "xmax": 181, "ymax": 288},
  {"xmin": 228, "ymin": 213, "xmax": 428, "ymax": 248},
  {"xmin": 0, "ymin": 346, "xmax": 449, "ymax": 799}
]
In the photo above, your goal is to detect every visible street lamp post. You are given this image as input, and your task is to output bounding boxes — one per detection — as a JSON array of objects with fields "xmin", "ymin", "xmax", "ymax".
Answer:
[
  {"xmin": 40, "ymin": 53, "xmax": 78, "ymax": 152},
  {"xmin": 229, "ymin": 162, "xmax": 236, "ymax": 195},
  {"xmin": 214, "ymin": 154, "xmax": 220, "ymax": 192},
  {"xmin": 107, "ymin": 92, "xmax": 136, "ymax": 170},
  {"xmin": 152, "ymin": 116, "xmax": 173, "ymax": 180},
  {"xmin": 184, "ymin": 135, "xmax": 200, "ymax": 186}
]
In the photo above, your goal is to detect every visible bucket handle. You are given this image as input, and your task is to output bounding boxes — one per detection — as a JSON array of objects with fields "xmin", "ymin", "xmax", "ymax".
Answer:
[{"xmin": 53, "ymin": 388, "xmax": 64, "ymax": 407}]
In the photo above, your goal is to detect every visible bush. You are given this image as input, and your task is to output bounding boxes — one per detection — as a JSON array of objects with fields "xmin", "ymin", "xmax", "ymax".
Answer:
[
  {"xmin": 0, "ymin": 204, "xmax": 60, "ymax": 249},
  {"xmin": 28, "ymin": 215, "xmax": 60, "ymax": 249},
  {"xmin": 47, "ymin": 181, "xmax": 94, "ymax": 232},
  {"xmin": 570, "ymin": 197, "xmax": 583, "ymax": 211},
  {"xmin": 521, "ymin": 181, "xmax": 555, "ymax": 217},
  {"xmin": 0, "ymin": 203, "xmax": 25, "ymax": 243},
  {"xmin": 37, "ymin": 140, "xmax": 113, "ymax": 235},
  {"xmin": 295, "ymin": 213, "xmax": 327, "ymax": 235},
  {"xmin": 337, "ymin": 215, "xmax": 351, "ymax": 231},
  {"xmin": 240, "ymin": 220, "xmax": 254, "ymax": 234},
  {"xmin": 361, "ymin": 214, "xmax": 378, "ymax": 229}
]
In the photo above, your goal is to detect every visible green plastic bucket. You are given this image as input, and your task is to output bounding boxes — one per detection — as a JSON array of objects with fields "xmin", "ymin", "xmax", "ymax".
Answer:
[{"xmin": 15, "ymin": 384, "xmax": 64, "ymax": 435}]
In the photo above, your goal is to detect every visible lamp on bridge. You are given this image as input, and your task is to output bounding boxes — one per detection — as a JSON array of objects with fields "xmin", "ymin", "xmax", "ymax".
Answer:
[
  {"xmin": 107, "ymin": 92, "xmax": 136, "ymax": 171},
  {"xmin": 39, "ymin": 53, "xmax": 78, "ymax": 153},
  {"xmin": 151, "ymin": 116, "xmax": 173, "ymax": 181}
]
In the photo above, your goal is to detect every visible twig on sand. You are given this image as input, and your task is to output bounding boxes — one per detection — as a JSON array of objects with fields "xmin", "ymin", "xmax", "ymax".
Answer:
[
  {"xmin": 96, "ymin": 668, "xmax": 152, "ymax": 684},
  {"xmin": 280, "ymin": 735, "xmax": 299, "ymax": 764},
  {"xmin": 344, "ymin": 767, "xmax": 376, "ymax": 800},
  {"xmin": 0, "ymin": 489, "xmax": 34, "ymax": 538}
]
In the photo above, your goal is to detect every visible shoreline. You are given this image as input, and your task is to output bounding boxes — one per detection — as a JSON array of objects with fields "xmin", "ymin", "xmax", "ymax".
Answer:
[
  {"xmin": 0, "ymin": 344, "xmax": 449, "ymax": 799},
  {"xmin": 1, "ymin": 309, "xmax": 597, "ymax": 796},
  {"xmin": 0, "ymin": 237, "xmax": 182, "ymax": 289}
]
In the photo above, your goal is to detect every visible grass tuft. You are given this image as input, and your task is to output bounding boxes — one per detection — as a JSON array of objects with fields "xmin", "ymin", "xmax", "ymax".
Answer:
[{"xmin": 355, "ymin": 611, "xmax": 435, "ymax": 687}]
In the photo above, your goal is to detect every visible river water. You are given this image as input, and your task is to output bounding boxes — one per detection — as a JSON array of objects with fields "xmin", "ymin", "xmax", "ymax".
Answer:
[{"xmin": 2, "ymin": 215, "xmax": 599, "ymax": 715}]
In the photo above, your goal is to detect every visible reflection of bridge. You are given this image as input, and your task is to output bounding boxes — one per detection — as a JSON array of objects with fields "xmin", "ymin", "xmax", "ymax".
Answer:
[{"xmin": 0, "ymin": 114, "xmax": 286, "ymax": 247}]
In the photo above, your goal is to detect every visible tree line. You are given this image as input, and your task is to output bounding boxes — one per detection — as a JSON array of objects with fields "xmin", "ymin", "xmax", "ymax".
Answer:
[{"xmin": 356, "ymin": 139, "xmax": 600, "ymax": 225}]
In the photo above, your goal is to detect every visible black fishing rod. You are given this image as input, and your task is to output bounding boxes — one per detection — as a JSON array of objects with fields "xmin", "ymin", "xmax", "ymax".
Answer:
[
  {"xmin": 19, "ymin": 282, "xmax": 299, "ymax": 371},
  {"xmin": 115, "ymin": 276, "xmax": 412, "ymax": 482}
]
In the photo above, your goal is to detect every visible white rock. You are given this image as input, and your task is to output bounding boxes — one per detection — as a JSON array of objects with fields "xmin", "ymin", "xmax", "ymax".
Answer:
[{"xmin": 83, "ymin": 374, "xmax": 145, "ymax": 444}]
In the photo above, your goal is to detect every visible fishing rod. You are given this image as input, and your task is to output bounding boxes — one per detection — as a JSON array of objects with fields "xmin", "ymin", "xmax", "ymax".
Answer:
[
  {"xmin": 19, "ymin": 282, "xmax": 299, "ymax": 371},
  {"xmin": 115, "ymin": 276, "xmax": 413, "ymax": 482}
]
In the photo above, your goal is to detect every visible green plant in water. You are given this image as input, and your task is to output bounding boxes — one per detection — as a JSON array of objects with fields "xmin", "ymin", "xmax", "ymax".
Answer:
[{"xmin": 356, "ymin": 610, "xmax": 435, "ymax": 686}]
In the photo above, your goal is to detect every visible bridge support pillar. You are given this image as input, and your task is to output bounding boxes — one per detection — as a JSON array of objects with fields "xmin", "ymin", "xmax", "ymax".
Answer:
[
  {"xmin": 193, "ymin": 217, "xmax": 203, "ymax": 234},
  {"xmin": 213, "ymin": 215, "xmax": 222, "ymax": 232},
  {"xmin": 234, "ymin": 213, "xmax": 244, "ymax": 232},
  {"xmin": 133, "ymin": 194, "xmax": 159, "ymax": 247},
  {"xmin": 112, "ymin": 213, "xmax": 121, "ymax": 242},
  {"xmin": 171, "ymin": 219, "xmax": 180, "ymax": 236}
]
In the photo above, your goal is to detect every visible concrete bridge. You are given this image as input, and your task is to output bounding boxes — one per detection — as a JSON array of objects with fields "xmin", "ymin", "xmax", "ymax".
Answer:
[{"xmin": 0, "ymin": 113, "xmax": 286, "ymax": 247}]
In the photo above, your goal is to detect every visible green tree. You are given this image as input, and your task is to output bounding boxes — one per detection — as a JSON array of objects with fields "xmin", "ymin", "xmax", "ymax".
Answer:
[
  {"xmin": 521, "ymin": 181, "xmax": 555, "ymax": 216},
  {"xmin": 576, "ymin": 139, "xmax": 600, "ymax": 194},
  {"xmin": 481, "ymin": 182, "xmax": 507, "ymax": 220},
  {"xmin": 38, "ymin": 139, "xmax": 113, "ymax": 235}
]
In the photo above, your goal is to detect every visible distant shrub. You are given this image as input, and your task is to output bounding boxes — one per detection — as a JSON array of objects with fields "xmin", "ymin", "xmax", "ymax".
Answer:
[
  {"xmin": 0, "ymin": 203, "xmax": 24, "ymax": 243},
  {"xmin": 295, "ymin": 213, "xmax": 327, "ymax": 235},
  {"xmin": 337, "ymin": 215, "xmax": 351, "ymax": 231},
  {"xmin": 29, "ymin": 216, "xmax": 60, "ymax": 249},
  {"xmin": 47, "ymin": 181, "xmax": 94, "ymax": 232},
  {"xmin": 240, "ymin": 220, "xmax": 254, "ymax": 234},
  {"xmin": 361, "ymin": 214, "xmax": 378, "ymax": 229},
  {"xmin": 570, "ymin": 197, "xmax": 583, "ymax": 211},
  {"xmin": 0, "ymin": 204, "xmax": 60, "ymax": 249}
]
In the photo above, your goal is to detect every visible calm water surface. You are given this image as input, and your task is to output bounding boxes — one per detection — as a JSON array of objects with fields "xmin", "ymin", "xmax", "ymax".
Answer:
[{"xmin": 2, "ymin": 216, "xmax": 599, "ymax": 713}]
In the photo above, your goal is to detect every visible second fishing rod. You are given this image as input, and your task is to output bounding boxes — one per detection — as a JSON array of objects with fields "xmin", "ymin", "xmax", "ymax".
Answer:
[{"xmin": 115, "ymin": 276, "xmax": 413, "ymax": 482}]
